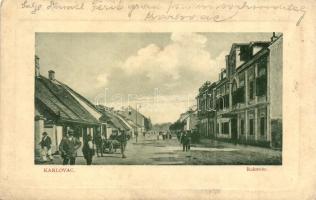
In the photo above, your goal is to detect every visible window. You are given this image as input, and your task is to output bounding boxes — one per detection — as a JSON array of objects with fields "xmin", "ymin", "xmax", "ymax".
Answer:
[
  {"xmin": 256, "ymin": 76, "xmax": 267, "ymax": 96},
  {"xmin": 224, "ymin": 94, "xmax": 229, "ymax": 108},
  {"xmin": 248, "ymin": 67, "xmax": 255, "ymax": 100},
  {"xmin": 222, "ymin": 122, "xmax": 229, "ymax": 134},
  {"xmin": 260, "ymin": 117, "xmax": 266, "ymax": 136},
  {"xmin": 239, "ymin": 73, "xmax": 245, "ymax": 87},
  {"xmin": 232, "ymin": 81, "xmax": 237, "ymax": 92},
  {"xmin": 249, "ymin": 119, "xmax": 254, "ymax": 135},
  {"xmin": 240, "ymin": 45, "xmax": 253, "ymax": 61},
  {"xmin": 216, "ymin": 123, "xmax": 219, "ymax": 134},
  {"xmin": 256, "ymin": 57, "xmax": 268, "ymax": 96},
  {"xmin": 232, "ymin": 81, "xmax": 238, "ymax": 105},
  {"xmin": 239, "ymin": 87, "xmax": 245, "ymax": 103},
  {"xmin": 249, "ymin": 80, "xmax": 255, "ymax": 100},
  {"xmin": 226, "ymin": 82, "xmax": 230, "ymax": 94},
  {"xmin": 258, "ymin": 57, "xmax": 267, "ymax": 75},
  {"xmin": 210, "ymin": 98, "xmax": 214, "ymax": 110},
  {"xmin": 240, "ymin": 119, "xmax": 245, "ymax": 135}
]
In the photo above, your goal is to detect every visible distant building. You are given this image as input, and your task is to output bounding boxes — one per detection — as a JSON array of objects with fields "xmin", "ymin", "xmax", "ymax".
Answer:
[
  {"xmin": 172, "ymin": 107, "xmax": 198, "ymax": 132},
  {"xmin": 196, "ymin": 81, "xmax": 217, "ymax": 138},
  {"xmin": 95, "ymin": 105, "xmax": 134, "ymax": 138},
  {"xmin": 119, "ymin": 106, "xmax": 152, "ymax": 134}
]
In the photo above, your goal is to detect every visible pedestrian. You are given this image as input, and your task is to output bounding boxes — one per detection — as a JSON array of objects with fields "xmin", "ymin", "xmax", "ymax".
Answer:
[
  {"xmin": 180, "ymin": 131, "xmax": 189, "ymax": 152},
  {"xmin": 82, "ymin": 134, "xmax": 94, "ymax": 165},
  {"xmin": 59, "ymin": 129, "xmax": 82, "ymax": 165},
  {"xmin": 163, "ymin": 131, "xmax": 167, "ymax": 140},
  {"xmin": 39, "ymin": 132, "xmax": 53, "ymax": 162},
  {"xmin": 118, "ymin": 129, "xmax": 127, "ymax": 158},
  {"xmin": 95, "ymin": 132, "xmax": 103, "ymax": 157},
  {"xmin": 186, "ymin": 130, "xmax": 191, "ymax": 151},
  {"xmin": 135, "ymin": 131, "xmax": 138, "ymax": 143},
  {"xmin": 177, "ymin": 131, "xmax": 181, "ymax": 141}
]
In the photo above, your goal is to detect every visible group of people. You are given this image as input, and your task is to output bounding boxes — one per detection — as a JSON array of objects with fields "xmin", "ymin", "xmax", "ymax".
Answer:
[
  {"xmin": 39, "ymin": 128, "xmax": 129, "ymax": 165},
  {"xmin": 179, "ymin": 130, "xmax": 192, "ymax": 152},
  {"xmin": 157, "ymin": 131, "xmax": 172, "ymax": 140}
]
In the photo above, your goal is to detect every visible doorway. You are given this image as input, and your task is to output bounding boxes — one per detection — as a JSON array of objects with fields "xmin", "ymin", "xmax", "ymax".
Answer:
[{"xmin": 231, "ymin": 118, "xmax": 238, "ymax": 142}]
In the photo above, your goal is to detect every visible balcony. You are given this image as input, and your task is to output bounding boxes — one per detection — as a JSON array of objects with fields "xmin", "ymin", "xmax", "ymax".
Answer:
[{"xmin": 197, "ymin": 109, "xmax": 216, "ymax": 119}]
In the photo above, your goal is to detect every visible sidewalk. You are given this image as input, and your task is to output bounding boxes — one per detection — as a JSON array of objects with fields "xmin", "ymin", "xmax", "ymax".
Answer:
[{"xmin": 196, "ymin": 138, "xmax": 282, "ymax": 157}]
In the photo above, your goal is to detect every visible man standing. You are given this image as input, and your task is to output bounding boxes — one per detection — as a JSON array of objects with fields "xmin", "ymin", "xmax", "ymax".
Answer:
[
  {"xmin": 118, "ymin": 129, "xmax": 127, "ymax": 158},
  {"xmin": 95, "ymin": 132, "xmax": 103, "ymax": 157},
  {"xmin": 180, "ymin": 131, "xmax": 191, "ymax": 152},
  {"xmin": 39, "ymin": 132, "xmax": 53, "ymax": 162},
  {"xmin": 134, "ymin": 130, "xmax": 138, "ymax": 143},
  {"xmin": 82, "ymin": 134, "xmax": 94, "ymax": 165},
  {"xmin": 59, "ymin": 129, "xmax": 81, "ymax": 165},
  {"xmin": 186, "ymin": 130, "xmax": 191, "ymax": 151}
]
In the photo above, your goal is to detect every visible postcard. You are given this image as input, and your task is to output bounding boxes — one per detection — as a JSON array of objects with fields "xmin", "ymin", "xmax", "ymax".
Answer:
[{"xmin": 0, "ymin": 0, "xmax": 315, "ymax": 199}]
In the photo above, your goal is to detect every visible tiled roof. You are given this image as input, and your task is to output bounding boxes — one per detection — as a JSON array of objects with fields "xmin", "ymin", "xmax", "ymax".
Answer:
[{"xmin": 35, "ymin": 76, "xmax": 100, "ymax": 125}]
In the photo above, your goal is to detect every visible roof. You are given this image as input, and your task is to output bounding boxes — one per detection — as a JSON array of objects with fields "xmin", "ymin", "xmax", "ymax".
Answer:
[
  {"xmin": 269, "ymin": 33, "xmax": 283, "ymax": 46},
  {"xmin": 35, "ymin": 75, "xmax": 100, "ymax": 125},
  {"xmin": 229, "ymin": 42, "xmax": 270, "ymax": 55},
  {"xmin": 96, "ymin": 105, "xmax": 131, "ymax": 131},
  {"xmin": 125, "ymin": 106, "xmax": 147, "ymax": 119},
  {"xmin": 61, "ymin": 83, "xmax": 102, "ymax": 120},
  {"xmin": 236, "ymin": 48, "xmax": 269, "ymax": 73}
]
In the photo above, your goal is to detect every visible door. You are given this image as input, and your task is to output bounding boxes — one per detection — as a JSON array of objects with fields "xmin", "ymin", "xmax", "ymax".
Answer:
[{"xmin": 231, "ymin": 118, "xmax": 238, "ymax": 142}]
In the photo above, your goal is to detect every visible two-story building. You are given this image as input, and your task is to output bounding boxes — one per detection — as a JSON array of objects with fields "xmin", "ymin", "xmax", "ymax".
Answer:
[
  {"xmin": 217, "ymin": 34, "xmax": 282, "ymax": 148},
  {"xmin": 119, "ymin": 106, "xmax": 152, "ymax": 135},
  {"xmin": 196, "ymin": 33, "xmax": 283, "ymax": 148}
]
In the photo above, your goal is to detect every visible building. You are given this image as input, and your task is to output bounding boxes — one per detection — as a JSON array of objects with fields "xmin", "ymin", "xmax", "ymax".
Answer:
[
  {"xmin": 95, "ymin": 105, "xmax": 133, "ymax": 138},
  {"xmin": 196, "ymin": 81, "xmax": 217, "ymax": 138},
  {"xmin": 118, "ymin": 106, "xmax": 152, "ymax": 134},
  {"xmin": 196, "ymin": 33, "xmax": 283, "ymax": 148},
  {"xmin": 171, "ymin": 107, "xmax": 198, "ymax": 132},
  {"xmin": 184, "ymin": 110, "xmax": 198, "ymax": 132},
  {"xmin": 34, "ymin": 57, "xmax": 105, "ymax": 157}
]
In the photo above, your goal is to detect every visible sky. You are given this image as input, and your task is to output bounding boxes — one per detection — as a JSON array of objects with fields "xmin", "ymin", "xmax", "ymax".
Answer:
[{"xmin": 36, "ymin": 32, "xmax": 273, "ymax": 124}]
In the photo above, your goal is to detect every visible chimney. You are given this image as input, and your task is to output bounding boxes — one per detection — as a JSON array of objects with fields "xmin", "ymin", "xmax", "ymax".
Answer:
[
  {"xmin": 35, "ymin": 55, "xmax": 40, "ymax": 77},
  {"xmin": 48, "ymin": 70, "xmax": 55, "ymax": 80},
  {"xmin": 271, "ymin": 32, "xmax": 277, "ymax": 42}
]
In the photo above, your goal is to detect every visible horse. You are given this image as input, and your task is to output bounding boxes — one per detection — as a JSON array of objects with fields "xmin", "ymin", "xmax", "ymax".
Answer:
[{"xmin": 102, "ymin": 139, "xmax": 121, "ymax": 153}]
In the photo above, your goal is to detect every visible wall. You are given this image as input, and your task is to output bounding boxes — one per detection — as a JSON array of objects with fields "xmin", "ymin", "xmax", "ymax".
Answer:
[
  {"xmin": 34, "ymin": 117, "xmax": 44, "ymax": 157},
  {"xmin": 271, "ymin": 119, "xmax": 282, "ymax": 148},
  {"xmin": 269, "ymin": 36, "xmax": 283, "ymax": 119},
  {"xmin": 269, "ymin": 36, "xmax": 283, "ymax": 149},
  {"xmin": 43, "ymin": 125, "xmax": 57, "ymax": 153},
  {"xmin": 106, "ymin": 127, "xmax": 113, "ymax": 139},
  {"xmin": 189, "ymin": 113, "xmax": 198, "ymax": 130},
  {"xmin": 121, "ymin": 108, "xmax": 145, "ymax": 129}
]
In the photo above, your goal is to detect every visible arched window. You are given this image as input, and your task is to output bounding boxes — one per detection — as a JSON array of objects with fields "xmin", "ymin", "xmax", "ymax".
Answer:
[
  {"xmin": 232, "ymin": 80, "xmax": 238, "ymax": 106},
  {"xmin": 232, "ymin": 80, "xmax": 238, "ymax": 92}
]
